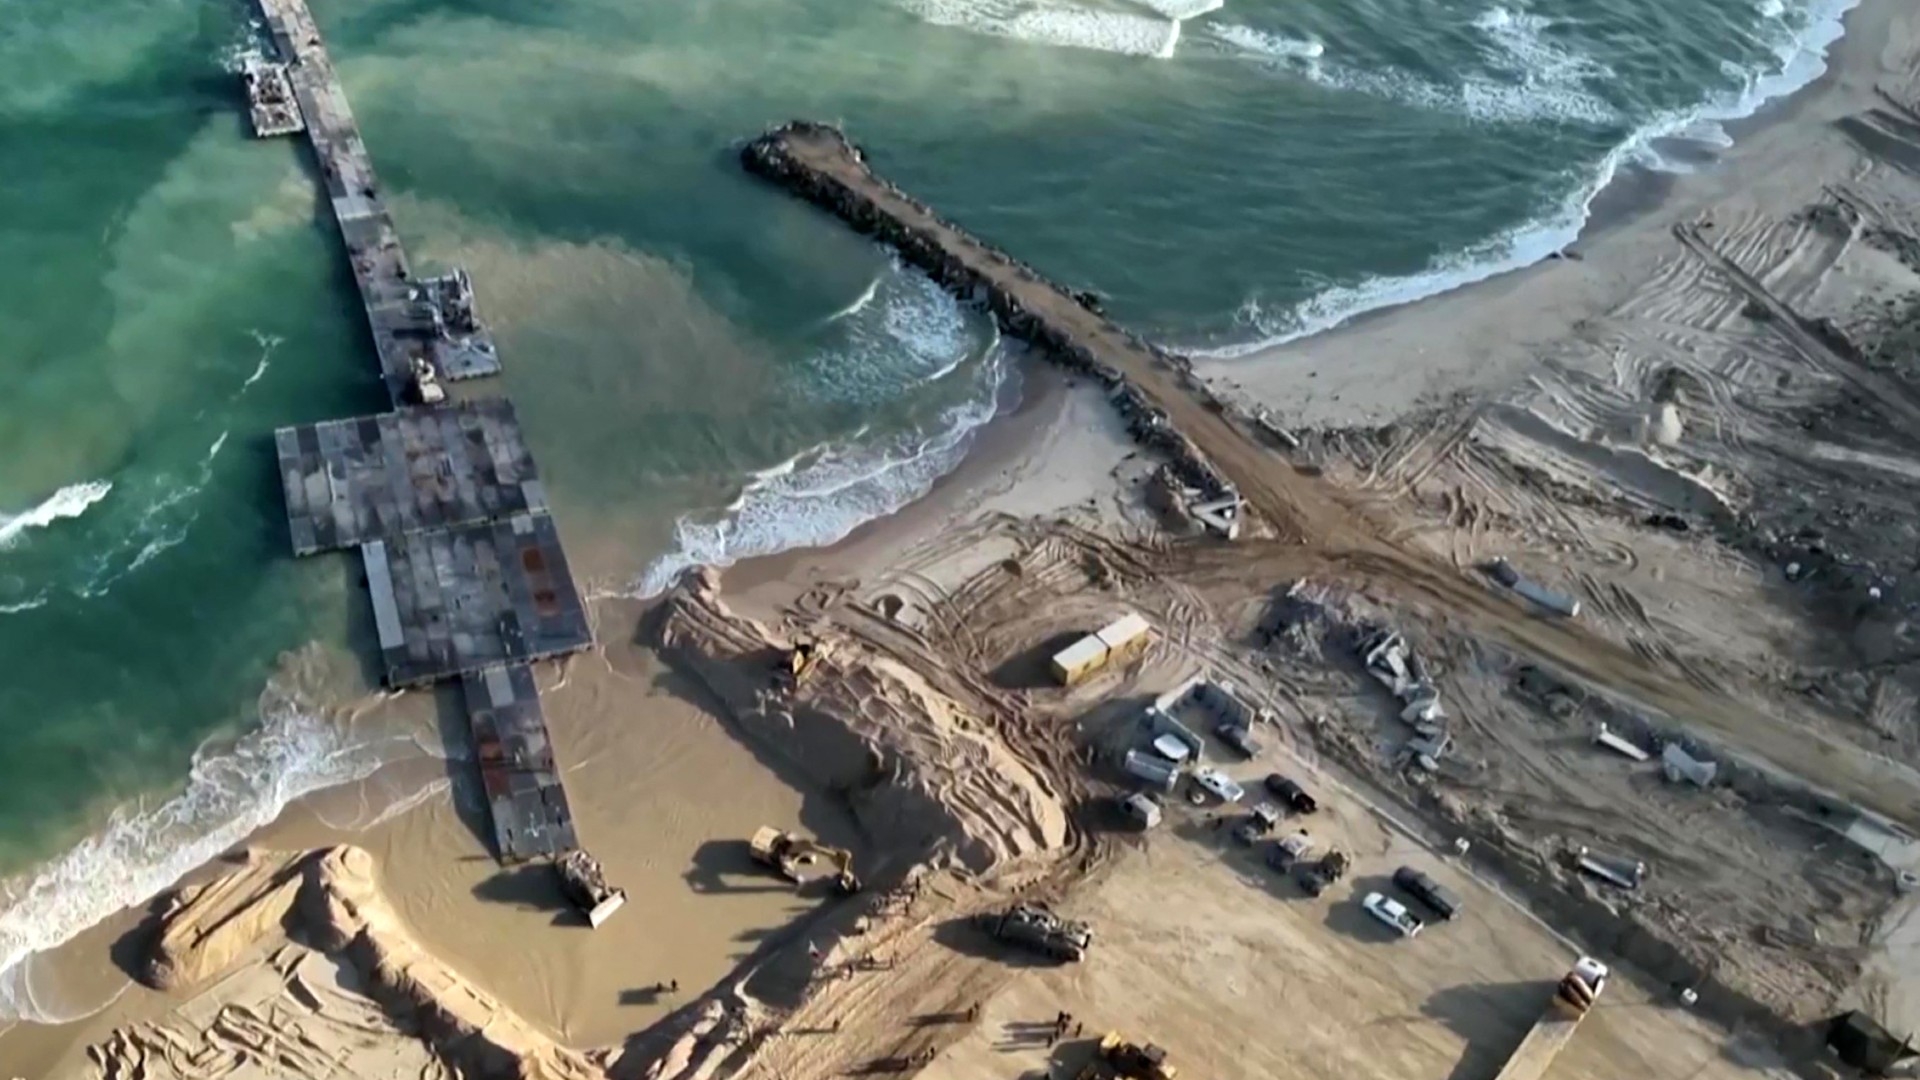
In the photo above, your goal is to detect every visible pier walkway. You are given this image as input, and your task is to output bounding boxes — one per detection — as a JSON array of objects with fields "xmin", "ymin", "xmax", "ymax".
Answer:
[
  {"xmin": 248, "ymin": 0, "xmax": 591, "ymax": 864},
  {"xmin": 256, "ymin": 0, "xmax": 499, "ymax": 406}
]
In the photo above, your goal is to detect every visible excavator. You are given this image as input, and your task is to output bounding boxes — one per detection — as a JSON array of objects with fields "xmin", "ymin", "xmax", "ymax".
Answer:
[
  {"xmin": 1076, "ymin": 1032, "xmax": 1177, "ymax": 1080},
  {"xmin": 781, "ymin": 635, "xmax": 821, "ymax": 687},
  {"xmin": 750, "ymin": 826, "xmax": 860, "ymax": 895}
]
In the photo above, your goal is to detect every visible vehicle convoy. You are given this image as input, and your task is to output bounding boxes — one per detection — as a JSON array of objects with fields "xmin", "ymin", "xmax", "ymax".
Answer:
[
  {"xmin": 1298, "ymin": 848, "xmax": 1349, "ymax": 895},
  {"xmin": 1076, "ymin": 1032, "xmax": 1178, "ymax": 1080},
  {"xmin": 1393, "ymin": 866, "xmax": 1463, "ymax": 921},
  {"xmin": 1361, "ymin": 891, "xmax": 1424, "ymax": 938},
  {"xmin": 978, "ymin": 902, "xmax": 1093, "ymax": 962},
  {"xmin": 553, "ymin": 850, "xmax": 626, "ymax": 928},
  {"xmin": 749, "ymin": 826, "xmax": 861, "ymax": 895},
  {"xmin": 1490, "ymin": 958, "xmax": 1610, "ymax": 1080}
]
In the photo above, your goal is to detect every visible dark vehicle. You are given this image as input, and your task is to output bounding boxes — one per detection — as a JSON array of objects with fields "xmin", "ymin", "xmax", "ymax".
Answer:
[
  {"xmin": 1297, "ymin": 849, "xmax": 1348, "ymax": 896},
  {"xmin": 976, "ymin": 902, "xmax": 1093, "ymax": 963},
  {"xmin": 1262, "ymin": 774, "xmax": 1318, "ymax": 814},
  {"xmin": 1217, "ymin": 721, "xmax": 1263, "ymax": 759},
  {"xmin": 1392, "ymin": 866, "xmax": 1462, "ymax": 921}
]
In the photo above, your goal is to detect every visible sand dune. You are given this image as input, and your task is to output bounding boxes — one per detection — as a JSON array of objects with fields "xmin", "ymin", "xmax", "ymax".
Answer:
[{"xmin": 653, "ymin": 568, "xmax": 1069, "ymax": 877}]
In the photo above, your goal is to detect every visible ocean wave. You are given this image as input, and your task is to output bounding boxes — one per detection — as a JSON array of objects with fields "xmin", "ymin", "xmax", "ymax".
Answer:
[
  {"xmin": 824, "ymin": 277, "xmax": 882, "ymax": 324},
  {"xmin": 802, "ymin": 260, "xmax": 981, "ymax": 405},
  {"xmin": 1215, "ymin": 9, "xmax": 1619, "ymax": 126},
  {"xmin": 238, "ymin": 330, "xmax": 281, "ymax": 393},
  {"xmin": 0, "ymin": 594, "xmax": 49, "ymax": 616},
  {"xmin": 1200, "ymin": 0, "xmax": 1861, "ymax": 358},
  {"xmin": 0, "ymin": 481, "xmax": 114, "ymax": 551},
  {"xmin": 899, "ymin": 0, "xmax": 1190, "ymax": 59},
  {"xmin": 0, "ymin": 678, "xmax": 411, "ymax": 1024},
  {"xmin": 633, "ymin": 345, "xmax": 1012, "ymax": 598}
]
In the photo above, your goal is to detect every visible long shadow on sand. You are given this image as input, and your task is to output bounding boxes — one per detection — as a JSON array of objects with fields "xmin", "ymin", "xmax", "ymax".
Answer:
[
  {"xmin": 470, "ymin": 862, "xmax": 579, "ymax": 926},
  {"xmin": 1422, "ymin": 979, "xmax": 1550, "ymax": 1080},
  {"xmin": 685, "ymin": 838, "xmax": 793, "ymax": 896}
]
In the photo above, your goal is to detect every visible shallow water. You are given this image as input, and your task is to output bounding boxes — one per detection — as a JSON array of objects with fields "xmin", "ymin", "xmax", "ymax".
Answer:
[{"xmin": 0, "ymin": 0, "xmax": 1859, "ymax": 1021}]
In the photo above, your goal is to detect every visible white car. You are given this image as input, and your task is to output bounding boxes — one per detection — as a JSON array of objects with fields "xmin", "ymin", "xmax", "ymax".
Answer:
[
  {"xmin": 1191, "ymin": 767, "xmax": 1245, "ymax": 804},
  {"xmin": 1361, "ymin": 892, "xmax": 1423, "ymax": 938},
  {"xmin": 1151, "ymin": 733, "xmax": 1192, "ymax": 763}
]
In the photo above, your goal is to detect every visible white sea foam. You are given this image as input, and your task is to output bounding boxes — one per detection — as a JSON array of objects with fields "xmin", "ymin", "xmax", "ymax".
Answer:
[
  {"xmin": 0, "ymin": 481, "xmax": 113, "ymax": 551},
  {"xmin": 1215, "ymin": 6, "xmax": 1617, "ymax": 126},
  {"xmin": 1202, "ymin": 0, "xmax": 1861, "ymax": 358},
  {"xmin": 633, "ymin": 346, "xmax": 1011, "ymax": 598},
  {"xmin": 238, "ymin": 330, "xmax": 280, "ymax": 393},
  {"xmin": 0, "ymin": 594, "xmax": 48, "ymax": 616},
  {"xmin": 1210, "ymin": 25, "xmax": 1322, "ymax": 60},
  {"xmin": 900, "ymin": 0, "xmax": 1187, "ymax": 59},
  {"xmin": 824, "ymin": 278, "xmax": 882, "ymax": 324},
  {"xmin": 0, "ymin": 682, "xmax": 410, "ymax": 1023},
  {"xmin": 804, "ymin": 261, "xmax": 980, "ymax": 405}
]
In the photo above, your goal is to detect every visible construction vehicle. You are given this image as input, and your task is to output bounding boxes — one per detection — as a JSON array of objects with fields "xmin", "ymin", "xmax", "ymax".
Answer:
[
  {"xmin": 749, "ymin": 826, "xmax": 860, "ymax": 894},
  {"xmin": 781, "ymin": 636, "xmax": 821, "ymax": 687},
  {"xmin": 409, "ymin": 355, "xmax": 446, "ymax": 405},
  {"xmin": 1297, "ymin": 848, "xmax": 1349, "ymax": 896},
  {"xmin": 553, "ymin": 850, "xmax": 626, "ymax": 928},
  {"xmin": 1489, "ymin": 957, "xmax": 1609, "ymax": 1080},
  {"xmin": 1075, "ymin": 1032, "xmax": 1177, "ymax": 1080},
  {"xmin": 976, "ymin": 901, "xmax": 1092, "ymax": 963}
]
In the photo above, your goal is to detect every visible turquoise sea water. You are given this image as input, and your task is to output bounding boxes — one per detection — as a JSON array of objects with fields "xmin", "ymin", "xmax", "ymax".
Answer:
[{"xmin": 0, "ymin": 0, "xmax": 1858, "ymax": 1022}]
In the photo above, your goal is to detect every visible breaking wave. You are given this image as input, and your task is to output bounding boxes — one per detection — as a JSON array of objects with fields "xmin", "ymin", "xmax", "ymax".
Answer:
[
  {"xmin": 0, "ymin": 676, "xmax": 416, "ymax": 1024},
  {"xmin": 801, "ymin": 262, "xmax": 983, "ymax": 405},
  {"xmin": 898, "ymin": 0, "xmax": 1222, "ymax": 59},
  {"xmin": 1214, "ymin": 6, "xmax": 1619, "ymax": 126},
  {"xmin": 1202, "ymin": 0, "xmax": 1860, "ymax": 356},
  {"xmin": 633, "ymin": 344, "xmax": 1012, "ymax": 598},
  {"xmin": 0, "ymin": 481, "xmax": 114, "ymax": 551}
]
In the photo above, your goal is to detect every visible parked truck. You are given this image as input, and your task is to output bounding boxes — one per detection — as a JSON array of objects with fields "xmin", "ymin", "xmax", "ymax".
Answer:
[
  {"xmin": 1297, "ymin": 848, "xmax": 1350, "ymax": 896},
  {"xmin": 977, "ymin": 902, "xmax": 1093, "ymax": 963}
]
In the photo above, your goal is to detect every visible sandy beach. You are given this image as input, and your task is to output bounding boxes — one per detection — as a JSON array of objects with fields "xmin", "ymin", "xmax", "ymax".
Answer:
[{"xmin": 10, "ymin": 0, "xmax": 1920, "ymax": 1078}]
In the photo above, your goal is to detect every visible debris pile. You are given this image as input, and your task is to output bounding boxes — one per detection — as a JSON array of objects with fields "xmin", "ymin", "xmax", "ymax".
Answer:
[{"xmin": 1358, "ymin": 629, "xmax": 1450, "ymax": 771}]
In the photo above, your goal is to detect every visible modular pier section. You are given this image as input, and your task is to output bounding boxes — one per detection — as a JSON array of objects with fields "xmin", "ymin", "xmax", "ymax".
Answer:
[
  {"xmin": 250, "ymin": 0, "xmax": 499, "ymax": 405},
  {"xmin": 249, "ymin": 0, "xmax": 593, "ymax": 866}
]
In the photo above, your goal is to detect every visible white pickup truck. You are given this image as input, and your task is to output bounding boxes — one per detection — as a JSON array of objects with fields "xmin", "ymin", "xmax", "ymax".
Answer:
[
  {"xmin": 1192, "ymin": 767, "xmax": 1245, "ymax": 804},
  {"xmin": 1361, "ymin": 891, "xmax": 1424, "ymax": 938}
]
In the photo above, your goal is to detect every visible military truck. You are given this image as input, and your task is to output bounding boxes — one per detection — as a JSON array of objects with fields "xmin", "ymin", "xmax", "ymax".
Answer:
[
  {"xmin": 977, "ymin": 902, "xmax": 1092, "ymax": 963},
  {"xmin": 1297, "ymin": 848, "xmax": 1350, "ymax": 896}
]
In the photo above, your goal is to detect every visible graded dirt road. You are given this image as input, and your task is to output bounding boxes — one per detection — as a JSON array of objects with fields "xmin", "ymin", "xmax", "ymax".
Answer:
[{"xmin": 751, "ymin": 123, "xmax": 1920, "ymax": 835}]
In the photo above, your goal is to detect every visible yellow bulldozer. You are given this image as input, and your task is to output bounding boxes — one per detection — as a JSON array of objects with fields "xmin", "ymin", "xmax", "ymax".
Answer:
[
  {"xmin": 1075, "ymin": 1032, "xmax": 1177, "ymax": 1080},
  {"xmin": 749, "ymin": 826, "xmax": 860, "ymax": 895},
  {"xmin": 781, "ymin": 635, "xmax": 821, "ymax": 687}
]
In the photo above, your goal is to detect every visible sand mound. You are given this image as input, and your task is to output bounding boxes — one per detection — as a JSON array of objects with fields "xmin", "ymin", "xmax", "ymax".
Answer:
[
  {"xmin": 654, "ymin": 569, "xmax": 1068, "ymax": 874},
  {"xmin": 137, "ymin": 845, "xmax": 606, "ymax": 1080},
  {"xmin": 145, "ymin": 850, "xmax": 308, "ymax": 992}
]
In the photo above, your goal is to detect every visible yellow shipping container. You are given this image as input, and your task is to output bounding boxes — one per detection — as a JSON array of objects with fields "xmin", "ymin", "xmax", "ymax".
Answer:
[
  {"xmin": 1095, "ymin": 612, "xmax": 1152, "ymax": 667},
  {"xmin": 1049, "ymin": 635, "xmax": 1110, "ymax": 687}
]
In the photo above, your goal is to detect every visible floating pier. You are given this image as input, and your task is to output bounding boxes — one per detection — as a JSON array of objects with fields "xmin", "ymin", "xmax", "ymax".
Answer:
[
  {"xmin": 252, "ymin": 0, "xmax": 500, "ymax": 406},
  {"xmin": 249, "ymin": 0, "xmax": 594, "ymax": 873}
]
